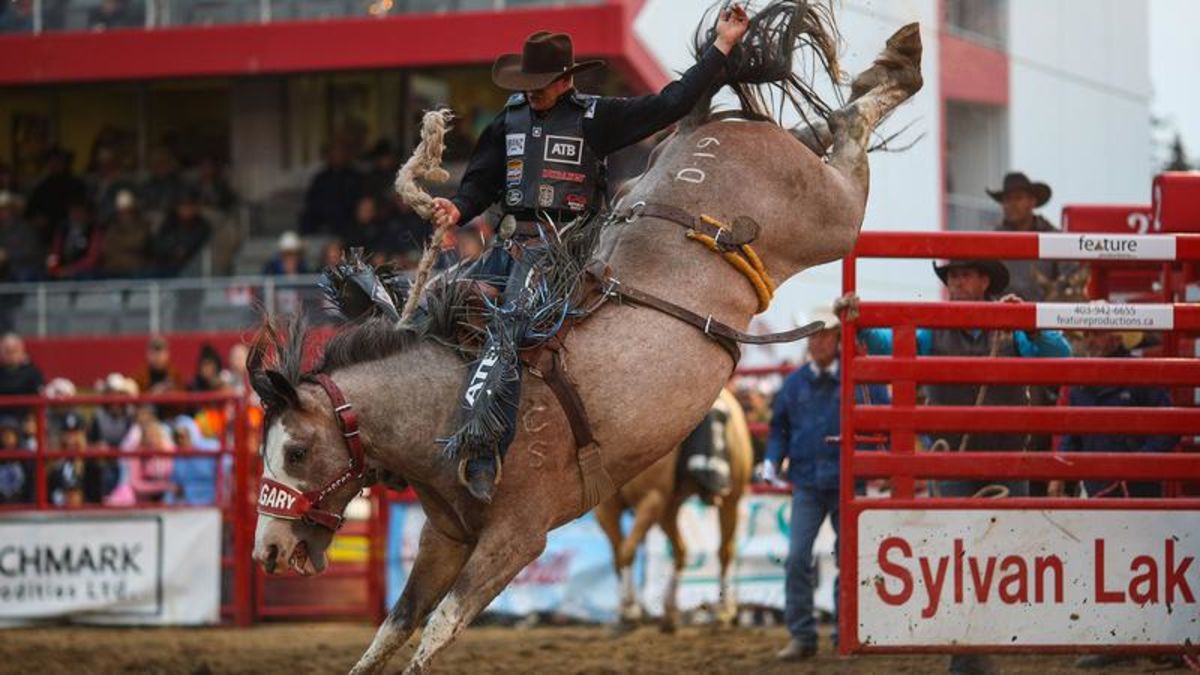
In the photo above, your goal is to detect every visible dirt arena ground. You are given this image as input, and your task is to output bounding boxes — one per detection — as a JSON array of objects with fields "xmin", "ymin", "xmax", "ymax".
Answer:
[{"xmin": 0, "ymin": 623, "xmax": 1175, "ymax": 674}]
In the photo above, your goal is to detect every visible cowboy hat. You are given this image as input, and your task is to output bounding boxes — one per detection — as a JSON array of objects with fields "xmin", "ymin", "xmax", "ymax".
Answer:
[
  {"xmin": 987, "ymin": 172, "xmax": 1052, "ymax": 207},
  {"xmin": 933, "ymin": 259, "xmax": 1010, "ymax": 298},
  {"xmin": 492, "ymin": 32, "xmax": 605, "ymax": 91}
]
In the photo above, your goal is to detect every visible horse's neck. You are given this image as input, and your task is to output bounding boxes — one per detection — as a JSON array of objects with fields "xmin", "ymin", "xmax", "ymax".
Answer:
[{"xmin": 333, "ymin": 342, "xmax": 463, "ymax": 482}]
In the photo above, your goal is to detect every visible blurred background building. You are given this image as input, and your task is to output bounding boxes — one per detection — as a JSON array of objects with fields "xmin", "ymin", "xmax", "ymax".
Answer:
[{"xmin": 0, "ymin": 0, "xmax": 1156, "ymax": 366}]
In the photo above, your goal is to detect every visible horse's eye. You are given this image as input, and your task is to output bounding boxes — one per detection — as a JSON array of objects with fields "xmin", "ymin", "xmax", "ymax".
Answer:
[{"xmin": 285, "ymin": 446, "xmax": 306, "ymax": 464}]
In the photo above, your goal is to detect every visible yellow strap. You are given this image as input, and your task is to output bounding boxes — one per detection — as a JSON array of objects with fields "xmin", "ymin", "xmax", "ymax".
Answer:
[{"xmin": 686, "ymin": 229, "xmax": 772, "ymax": 312}]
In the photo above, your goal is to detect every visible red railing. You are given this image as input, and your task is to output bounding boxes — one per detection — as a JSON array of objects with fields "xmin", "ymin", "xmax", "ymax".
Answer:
[
  {"xmin": 838, "ymin": 230, "xmax": 1200, "ymax": 655},
  {"xmin": 0, "ymin": 390, "xmax": 386, "ymax": 626}
]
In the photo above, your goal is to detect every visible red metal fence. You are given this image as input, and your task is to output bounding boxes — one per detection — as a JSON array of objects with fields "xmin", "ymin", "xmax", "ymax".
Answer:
[{"xmin": 838, "ymin": 231, "xmax": 1200, "ymax": 654}]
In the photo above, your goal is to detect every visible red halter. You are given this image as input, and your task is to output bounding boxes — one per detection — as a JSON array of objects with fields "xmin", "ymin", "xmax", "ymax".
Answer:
[{"xmin": 257, "ymin": 373, "xmax": 366, "ymax": 531}]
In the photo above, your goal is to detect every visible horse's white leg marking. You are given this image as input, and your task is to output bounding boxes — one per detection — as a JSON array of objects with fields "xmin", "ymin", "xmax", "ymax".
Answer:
[
  {"xmin": 350, "ymin": 615, "xmax": 401, "ymax": 675},
  {"xmin": 619, "ymin": 566, "xmax": 642, "ymax": 621}
]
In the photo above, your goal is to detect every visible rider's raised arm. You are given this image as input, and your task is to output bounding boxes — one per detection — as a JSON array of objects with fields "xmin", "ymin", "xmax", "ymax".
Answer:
[
  {"xmin": 584, "ymin": 45, "xmax": 729, "ymax": 157},
  {"xmin": 450, "ymin": 113, "xmax": 507, "ymax": 226}
]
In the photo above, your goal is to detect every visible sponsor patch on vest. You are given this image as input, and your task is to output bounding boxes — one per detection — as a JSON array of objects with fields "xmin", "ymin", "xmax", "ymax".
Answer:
[
  {"xmin": 532, "ymin": 127, "xmax": 543, "ymax": 138},
  {"xmin": 506, "ymin": 133, "xmax": 526, "ymax": 157},
  {"xmin": 506, "ymin": 160, "xmax": 523, "ymax": 186},
  {"xmin": 544, "ymin": 135, "xmax": 584, "ymax": 165},
  {"xmin": 566, "ymin": 194, "xmax": 588, "ymax": 212},
  {"xmin": 506, "ymin": 189, "xmax": 523, "ymax": 207},
  {"xmin": 538, "ymin": 185, "xmax": 555, "ymax": 208},
  {"xmin": 541, "ymin": 168, "xmax": 586, "ymax": 183},
  {"xmin": 584, "ymin": 98, "xmax": 598, "ymax": 119}
]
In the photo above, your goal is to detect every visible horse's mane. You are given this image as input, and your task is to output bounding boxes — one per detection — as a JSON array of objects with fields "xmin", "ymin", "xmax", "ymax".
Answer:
[{"xmin": 684, "ymin": 0, "xmax": 844, "ymax": 131}]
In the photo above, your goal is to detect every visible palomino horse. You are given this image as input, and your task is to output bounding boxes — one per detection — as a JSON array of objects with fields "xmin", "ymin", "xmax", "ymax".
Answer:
[
  {"xmin": 249, "ymin": 3, "xmax": 923, "ymax": 672},
  {"xmin": 595, "ymin": 387, "xmax": 754, "ymax": 632}
]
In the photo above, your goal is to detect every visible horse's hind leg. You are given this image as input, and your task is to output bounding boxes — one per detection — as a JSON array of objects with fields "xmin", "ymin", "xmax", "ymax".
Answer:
[
  {"xmin": 659, "ymin": 497, "xmax": 687, "ymax": 633},
  {"xmin": 615, "ymin": 490, "xmax": 666, "ymax": 625},
  {"xmin": 350, "ymin": 523, "xmax": 470, "ymax": 675},
  {"xmin": 715, "ymin": 493, "xmax": 740, "ymax": 627},
  {"xmin": 827, "ymin": 22, "xmax": 924, "ymax": 189},
  {"xmin": 402, "ymin": 527, "xmax": 548, "ymax": 675}
]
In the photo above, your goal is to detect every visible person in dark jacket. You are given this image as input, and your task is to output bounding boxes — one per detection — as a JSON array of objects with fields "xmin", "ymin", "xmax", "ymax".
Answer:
[
  {"xmin": 299, "ymin": 141, "xmax": 363, "ymax": 236},
  {"xmin": 428, "ymin": 6, "xmax": 750, "ymax": 503},
  {"xmin": 24, "ymin": 147, "xmax": 87, "ymax": 247},
  {"xmin": 1056, "ymin": 330, "xmax": 1178, "ymax": 499},
  {"xmin": 153, "ymin": 190, "xmax": 211, "ymax": 275},
  {"xmin": 765, "ymin": 309, "xmax": 889, "ymax": 661}
]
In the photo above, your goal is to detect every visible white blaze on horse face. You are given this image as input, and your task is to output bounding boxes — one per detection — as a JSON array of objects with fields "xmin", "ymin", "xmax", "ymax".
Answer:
[{"xmin": 263, "ymin": 419, "xmax": 303, "ymax": 487}]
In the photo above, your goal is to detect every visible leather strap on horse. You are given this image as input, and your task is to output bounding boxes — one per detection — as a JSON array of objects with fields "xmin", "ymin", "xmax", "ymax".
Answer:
[
  {"xmin": 521, "ymin": 337, "xmax": 613, "ymax": 511},
  {"xmin": 614, "ymin": 202, "xmax": 774, "ymax": 312}
]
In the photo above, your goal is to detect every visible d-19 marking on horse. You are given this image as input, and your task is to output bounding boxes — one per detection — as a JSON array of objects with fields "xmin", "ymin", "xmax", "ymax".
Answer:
[
  {"xmin": 595, "ymin": 387, "xmax": 754, "ymax": 633},
  {"xmin": 248, "ymin": 3, "xmax": 923, "ymax": 673}
]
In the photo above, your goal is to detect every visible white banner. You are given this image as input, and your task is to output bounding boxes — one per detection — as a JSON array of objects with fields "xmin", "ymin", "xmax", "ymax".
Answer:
[
  {"xmin": 857, "ymin": 509, "xmax": 1200, "ymax": 646},
  {"xmin": 1038, "ymin": 233, "xmax": 1177, "ymax": 261},
  {"xmin": 0, "ymin": 509, "xmax": 221, "ymax": 626},
  {"xmin": 1036, "ymin": 302, "xmax": 1174, "ymax": 331}
]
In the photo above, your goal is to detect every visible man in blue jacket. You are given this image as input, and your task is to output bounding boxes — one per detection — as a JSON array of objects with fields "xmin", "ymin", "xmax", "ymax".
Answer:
[
  {"xmin": 1055, "ymin": 330, "xmax": 1178, "ymax": 500},
  {"xmin": 765, "ymin": 309, "xmax": 889, "ymax": 661}
]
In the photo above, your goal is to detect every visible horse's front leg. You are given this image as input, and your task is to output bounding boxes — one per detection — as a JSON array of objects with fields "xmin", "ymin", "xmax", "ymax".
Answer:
[
  {"xmin": 349, "ymin": 522, "xmax": 471, "ymax": 675},
  {"xmin": 715, "ymin": 494, "xmax": 740, "ymax": 627},
  {"xmin": 659, "ymin": 497, "xmax": 687, "ymax": 633},
  {"xmin": 402, "ymin": 526, "xmax": 548, "ymax": 675}
]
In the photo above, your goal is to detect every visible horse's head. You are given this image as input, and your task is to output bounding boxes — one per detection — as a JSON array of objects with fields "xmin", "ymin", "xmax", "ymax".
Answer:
[{"xmin": 248, "ymin": 324, "xmax": 366, "ymax": 576}]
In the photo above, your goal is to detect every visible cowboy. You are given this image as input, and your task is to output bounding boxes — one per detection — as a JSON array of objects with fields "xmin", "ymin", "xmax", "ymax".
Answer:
[
  {"xmin": 988, "ymin": 171, "xmax": 1079, "ymax": 302},
  {"xmin": 764, "ymin": 307, "xmax": 889, "ymax": 661},
  {"xmin": 429, "ymin": 6, "xmax": 751, "ymax": 503},
  {"xmin": 854, "ymin": 261, "xmax": 1070, "ymax": 675}
]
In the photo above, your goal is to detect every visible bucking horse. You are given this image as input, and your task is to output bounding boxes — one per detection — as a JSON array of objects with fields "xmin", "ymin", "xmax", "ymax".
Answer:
[{"xmin": 249, "ymin": 2, "xmax": 923, "ymax": 673}]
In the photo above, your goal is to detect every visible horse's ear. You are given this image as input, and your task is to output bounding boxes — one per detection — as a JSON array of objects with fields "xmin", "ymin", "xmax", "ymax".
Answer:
[{"xmin": 264, "ymin": 369, "xmax": 301, "ymax": 410}]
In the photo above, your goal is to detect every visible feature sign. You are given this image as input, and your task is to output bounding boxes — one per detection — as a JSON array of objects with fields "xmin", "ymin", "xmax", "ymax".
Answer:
[
  {"xmin": 1038, "ymin": 233, "xmax": 1176, "ymax": 261},
  {"xmin": 1036, "ymin": 302, "xmax": 1174, "ymax": 331},
  {"xmin": 857, "ymin": 509, "xmax": 1200, "ymax": 646},
  {"xmin": 0, "ymin": 510, "xmax": 221, "ymax": 625}
]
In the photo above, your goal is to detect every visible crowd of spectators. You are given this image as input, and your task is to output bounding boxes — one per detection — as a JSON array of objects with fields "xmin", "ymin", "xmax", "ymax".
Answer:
[
  {"xmin": 0, "ymin": 143, "xmax": 239, "ymax": 283},
  {"xmin": 0, "ymin": 331, "xmax": 251, "ymax": 507}
]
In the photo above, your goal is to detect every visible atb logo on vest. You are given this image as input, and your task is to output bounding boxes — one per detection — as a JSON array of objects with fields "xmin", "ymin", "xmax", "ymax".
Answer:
[
  {"xmin": 506, "ymin": 133, "xmax": 526, "ymax": 157},
  {"xmin": 544, "ymin": 135, "xmax": 583, "ymax": 165}
]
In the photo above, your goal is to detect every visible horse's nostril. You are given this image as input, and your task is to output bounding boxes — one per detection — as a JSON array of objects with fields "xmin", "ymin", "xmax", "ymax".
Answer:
[{"xmin": 264, "ymin": 544, "xmax": 279, "ymax": 574}]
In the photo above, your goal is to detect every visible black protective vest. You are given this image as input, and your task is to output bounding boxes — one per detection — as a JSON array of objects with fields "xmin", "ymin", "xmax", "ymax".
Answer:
[
  {"xmin": 501, "ymin": 92, "xmax": 605, "ymax": 216},
  {"xmin": 925, "ymin": 329, "xmax": 1030, "ymax": 452}
]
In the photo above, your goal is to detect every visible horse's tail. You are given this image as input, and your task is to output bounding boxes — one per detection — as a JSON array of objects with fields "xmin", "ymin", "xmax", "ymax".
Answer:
[{"xmin": 685, "ymin": 1, "xmax": 844, "ymax": 130}]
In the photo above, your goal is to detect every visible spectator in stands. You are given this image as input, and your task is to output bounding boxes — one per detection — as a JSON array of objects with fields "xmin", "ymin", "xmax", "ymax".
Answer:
[
  {"xmin": 117, "ymin": 406, "xmax": 179, "ymax": 503},
  {"xmin": 221, "ymin": 343, "xmax": 250, "ymax": 395},
  {"xmin": 25, "ymin": 147, "xmax": 87, "ymax": 247},
  {"xmin": 299, "ymin": 141, "xmax": 363, "ymax": 236},
  {"xmin": 168, "ymin": 414, "xmax": 221, "ymax": 505},
  {"xmin": 192, "ymin": 155, "xmax": 238, "ymax": 216},
  {"xmin": 262, "ymin": 231, "xmax": 309, "ymax": 276},
  {"xmin": 321, "ymin": 240, "xmax": 344, "ymax": 270},
  {"xmin": 46, "ymin": 199, "xmax": 104, "ymax": 280},
  {"xmin": 989, "ymin": 172, "xmax": 1081, "ymax": 302},
  {"xmin": 347, "ymin": 195, "xmax": 385, "ymax": 250},
  {"xmin": 363, "ymin": 140, "xmax": 400, "ymax": 218},
  {"xmin": 89, "ymin": 373, "xmax": 139, "ymax": 448},
  {"xmin": 0, "ymin": 414, "xmax": 32, "ymax": 503},
  {"xmin": 132, "ymin": 335, "xmax": 185, "ymax": 395},
  {"xmin": 0, "ymin": 332, "xmax": 43, "ymax": 399},
  {"xmin": 190, "ymin": 344, "xmax": 225, "ymax": 392},
  {"xmin": 87, "ymin": 145, "xmax": 137, "ymax": 224},
  {"xmin": 153, "ymin": 189, "xmax": 211, "ymax": 275},
  {"xmin": 101, "ymin": 189, "xmax": 152, "ymax": 278},
  {"xmin": 88, "ymin": 0, "xmax": 143, "ymax": 30},
  {"xmin": 1053, "ymin": 329, "xmax": 1178, "ymax": 500},
  {"xmin": 765, "ymin": 308, "xmax": 889, "ymax": 661},
  {"xmin": 0, "ymin": 0, "xmax": 34, "ymax": 33},
  {"xmin": 139, "ymin": 146, "xmax": 184, "ymax": 216},
  {"xmin": 0, "ymin": 190, "xmax": 43, "ymax": 281},
  {"xmin": 47, "ymin": 411, "xmax": 89, "ymax": 507}
]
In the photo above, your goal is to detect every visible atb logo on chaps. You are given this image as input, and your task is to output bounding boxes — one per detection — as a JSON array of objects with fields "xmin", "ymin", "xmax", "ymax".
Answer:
[
  {"xmin": 544, "ymin": 135, "xmax": 583, "ymax": 165},
  {"xmin": 465, "ymin": 350, "xmax": 500, "ymax": 407}
]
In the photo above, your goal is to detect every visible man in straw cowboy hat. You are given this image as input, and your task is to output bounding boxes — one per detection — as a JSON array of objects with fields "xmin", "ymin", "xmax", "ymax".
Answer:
[{"xmin": 430, "ymin": 6, "xmax": 751, "ymax": 503}]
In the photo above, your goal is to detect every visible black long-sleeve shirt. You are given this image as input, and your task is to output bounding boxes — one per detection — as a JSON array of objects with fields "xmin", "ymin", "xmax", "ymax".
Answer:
[{"xmin": 451, "ymin": 46, "xmax": 729, "ymax": 224}]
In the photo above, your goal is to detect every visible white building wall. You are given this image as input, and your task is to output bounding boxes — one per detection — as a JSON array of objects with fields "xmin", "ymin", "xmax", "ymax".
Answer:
[
  {"xmin": 1008, "ymin": 0, "xmax": 1153, "ymax": 216},
  {"xmin": 635, "ymin": 0, "xmax": 942, "ymax": 365}
]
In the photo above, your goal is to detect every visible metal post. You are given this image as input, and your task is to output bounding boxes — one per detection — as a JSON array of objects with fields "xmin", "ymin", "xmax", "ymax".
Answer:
[
  {"xmin": 32, "ymin": 0, "xmax": 43, "ymax": 33},
  {"xmin": 838, "ymin": 255, "xmax": 857, "ymax": 656},
  {"xmin": 149, "ymin": 282, "xmax": 161, "ymax": 334},
  {"xmin": 34, "ymin": 401, "xmax": 49, "ymax": 509},
  {"xmin": 260, "ymin": 0, "xmax": 270, "ymax": 22},
  {"xmin": 36, "ymin": 285, "xmax": 47, "ymax": 337},
  {"xmin": 264, "ymin": 277, "xmax": 276, "ymax": 317},
  {"xmin": 232, "ymin": 397, "xmax": 254, "ymax": 626}
]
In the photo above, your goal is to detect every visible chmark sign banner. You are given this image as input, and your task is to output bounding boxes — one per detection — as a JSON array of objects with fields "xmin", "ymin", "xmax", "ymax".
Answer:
[
  {"xmin": 857, "ymin": 509, "xmax": 1200, "ymax": 646},
  {"xmin": 0, "ymin": 509, "xmax": 221, "ymax": 626}
]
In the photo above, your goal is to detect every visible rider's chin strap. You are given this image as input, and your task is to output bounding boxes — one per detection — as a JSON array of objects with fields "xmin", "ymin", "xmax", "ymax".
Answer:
[{"xmin": 256, "ymin": 372, "xmax": 367, "ymax": 532}]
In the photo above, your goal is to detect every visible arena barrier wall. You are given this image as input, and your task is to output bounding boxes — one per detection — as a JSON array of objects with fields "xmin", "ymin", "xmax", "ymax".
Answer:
[{"xmin": 839, "ymin": 230, "xmax": 1200, "ymax": 654}]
